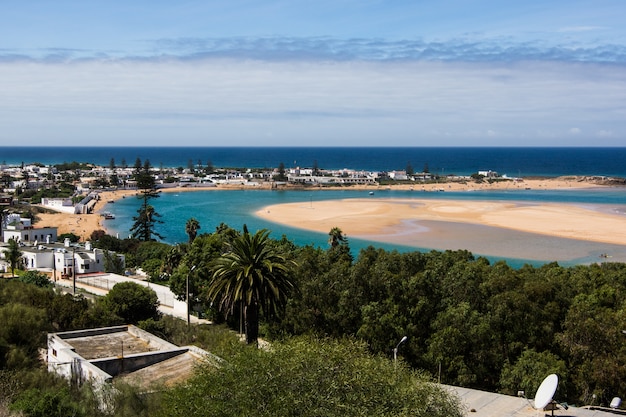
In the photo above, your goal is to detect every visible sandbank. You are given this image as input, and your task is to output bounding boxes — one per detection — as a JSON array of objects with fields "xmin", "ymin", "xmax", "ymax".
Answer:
[
  {"xmin": 33, "ymin": 177, "xmax": 616, "ymax": 244},
  {"xmin": 256, "ymin": 198, "xmax": 626, "ymax": 245}
]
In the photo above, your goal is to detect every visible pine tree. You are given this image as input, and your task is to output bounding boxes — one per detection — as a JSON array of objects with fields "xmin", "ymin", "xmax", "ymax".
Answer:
[{"xmin": 130, "ymin": 160, "xmax": 164, "ymax": 241}]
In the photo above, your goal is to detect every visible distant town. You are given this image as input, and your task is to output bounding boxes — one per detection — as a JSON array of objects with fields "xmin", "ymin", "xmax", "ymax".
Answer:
[{"xmin": 0, "ymin": 158, "xmax": 511, "ymax": 207}]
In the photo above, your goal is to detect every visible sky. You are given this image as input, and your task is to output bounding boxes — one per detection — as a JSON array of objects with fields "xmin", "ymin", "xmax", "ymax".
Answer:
[{"xmin": 1, "ymin": 0, "xmax": 625, "ymax": 147}]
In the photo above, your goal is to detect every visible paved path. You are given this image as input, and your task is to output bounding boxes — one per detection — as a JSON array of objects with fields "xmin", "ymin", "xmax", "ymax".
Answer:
[{"xmin": 53, "ymin": 273, "xmax": 211, "ymax": 325}]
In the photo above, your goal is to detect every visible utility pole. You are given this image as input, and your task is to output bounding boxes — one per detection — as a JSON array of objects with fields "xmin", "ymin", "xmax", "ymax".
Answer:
[{"xmin": 187, "ymin": 265, "xmax": 196, "ymax": 327}]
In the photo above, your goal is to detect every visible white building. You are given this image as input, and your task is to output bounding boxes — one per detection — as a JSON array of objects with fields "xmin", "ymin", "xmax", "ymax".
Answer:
[
  {"xmin": 6, "ymin": 239, "xmax": 124, "ymax": 278},
  {"xmin": 48, "ymin": 325, "xmax": 218, "ymax": 391},
  {"xmin": 478, "ymin": 170, "xmax": 499, "ymax": 178},
  {"xmin": 1, "ymin": 213, "xmax": 58, "ymax": 244},
  {"xmin": 40, "ymin": 197, "xmax": 76, "ymax": 213}
]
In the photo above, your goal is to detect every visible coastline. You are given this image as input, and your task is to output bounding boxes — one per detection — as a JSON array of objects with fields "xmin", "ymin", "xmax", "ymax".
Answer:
[{"xmin": 34, "ymin": 177, "xmax": 621, "ymax": 246}]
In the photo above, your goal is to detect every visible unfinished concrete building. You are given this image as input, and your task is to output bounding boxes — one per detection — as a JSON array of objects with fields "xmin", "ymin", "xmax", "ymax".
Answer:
[{"xmin": 47, "ymin": 325, "xmax": 220, "ymax": 390}]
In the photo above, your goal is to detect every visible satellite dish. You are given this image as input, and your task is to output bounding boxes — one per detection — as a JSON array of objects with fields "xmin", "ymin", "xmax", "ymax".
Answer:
[
  {"xmin": 534, "ymin": 374, "xmax": 559, "ymax": 409},
  {"xmin": 611, "ymin": 397, "xmax": 622, "ymax": 409}
]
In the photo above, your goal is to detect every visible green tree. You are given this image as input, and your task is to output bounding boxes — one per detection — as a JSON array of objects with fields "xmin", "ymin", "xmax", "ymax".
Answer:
[
  {"xmin": 17, "ymin": 271, "xmax": 52, "ymax": 288},
  {"xmin": 103, "ymin": 250, "xmax": 125, "ymax": 274},
  {"xmin": 205, "ymin": 159, "xmax": 214, "ymax": 174},
  {"xmin": 130, "ymin": 159, "xmax": 164, "ymax": 241},
  {"xmin": 425, "ymin": 301, "xmax": 495, "ymax": 387},
  {"xmin": 133, "ymin": 240, "xmax": 170, "ymax": 267},
  {"xmin": 273, "ymin": 245, "xmax": 350, "ymax": 338},
  {"xmin": 49, "ymin": 293, "xmax": 91, "ymax": 331},
  {"xmin": 328, "ymin": 226, "xmax": 347, "ymax": 248},
  {"xmin": 161, "ymin": 244, "xmax": 187, "ymax": 278},
  {"xmin": 274, "ymin": 162, "xmax": 287, "ymax": 181},
  {"xmin": 557, "ymin": 289, "xmax": 626, "ymax": 405},
  {"xmin": 208, "ymin": 226, "xmax": 297, "ymax": 345},
  {"xmin": 185, "ymin": 217, "xmax": 200, "ymax": 244},
  {"xmin": 327, "ymin": 226, "xmax": 352, "ymax": 262},
  {"xmin": 3, "ymin": 238, "xmax": 22, "ymax": 277},
  {"xmin": 168, "ymin": 232, "xmax": 231, "ymax": 318},
  {"xmin": 499, "ymin": 348, "xmax": 568, "ymax": 398},
  {"xmin": 142, "ymin": 258, "xmax": 164, "ymax": 281},
  {"xmin": 0, "ymin": 303, "xmax": 48, "ymax": 369},
  {"xmin": 160, "ymin": 336, "xmax": 464, "ymax": 417},
  {"xmin": 101, "ymin": 281, "xmax": 160, "ymax": 324}
]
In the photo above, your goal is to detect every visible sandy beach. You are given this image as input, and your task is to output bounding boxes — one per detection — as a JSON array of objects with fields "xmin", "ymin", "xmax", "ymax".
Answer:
[
  {"xmin": 35, "ymin": 189, "xmax": 138, "ymax": 241},
  {"xmin": 33, "ymin": 177, "xmax": 624, "ymax": 251}
]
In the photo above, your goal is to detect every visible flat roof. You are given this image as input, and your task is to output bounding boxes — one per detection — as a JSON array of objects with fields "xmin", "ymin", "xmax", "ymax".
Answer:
[
  {"xmin": 450, "ymin": 386, "xmax": 624, "ymax": 417},
  {"xmin": 50, "ymin": 325, "xmax": 211, "ymax": 390},
  {"xmin": 65, "ymin": 331, "xmax": 157, "ymax": 360}
]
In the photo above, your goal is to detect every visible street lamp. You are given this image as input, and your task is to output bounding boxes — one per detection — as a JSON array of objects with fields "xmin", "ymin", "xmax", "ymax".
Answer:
[
  {"xmin": 187, "ymin": 265, "xmax": 196, "ymax": 327},
  {"xmin": 393, "ymin": 336, "xmax": 408, "ymax": 367}
]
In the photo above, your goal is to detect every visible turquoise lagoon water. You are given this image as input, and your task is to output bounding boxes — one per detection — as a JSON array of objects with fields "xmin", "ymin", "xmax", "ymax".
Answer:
[
  {"xmin": 6, "ymin": 145, "xmax": 626, "ymax": 267},
  {"xmin": 102, "ymin": 187, "xmax": 626, "ymax": 268}
]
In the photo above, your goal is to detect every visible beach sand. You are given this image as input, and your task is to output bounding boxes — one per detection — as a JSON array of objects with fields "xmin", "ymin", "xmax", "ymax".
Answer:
[
  {"xmin": 256, "ymin": 198, "xmax": 626, "ymax": 245},
  {"xmin": 35, "ymin": 189, "xmax": 137, "ymax": 241},
  {"xmin": 33, "ymin": 178, "xmax": 624, "ymax": 251}
]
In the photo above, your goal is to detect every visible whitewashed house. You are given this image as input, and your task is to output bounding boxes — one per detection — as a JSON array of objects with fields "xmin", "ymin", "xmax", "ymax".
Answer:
[{"xmin": 1, "ymin": 213, "xmax": 58, "ymax": 244}]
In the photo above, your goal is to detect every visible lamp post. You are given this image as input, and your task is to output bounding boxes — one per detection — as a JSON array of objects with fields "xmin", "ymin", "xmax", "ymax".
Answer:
[
  {"xmin": 393, "ymin": 336, "xmax": 408, "ymax": 368},
  {"xmin": 187, "ymin": 265, "xmax": 196, "ymax": 327}
]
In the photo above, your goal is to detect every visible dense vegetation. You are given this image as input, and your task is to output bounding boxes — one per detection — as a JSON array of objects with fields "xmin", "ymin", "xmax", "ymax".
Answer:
[
  {"xmin": 103, "ymin": 223, "xmax": 626, "ymax": 407},
  {"xmin": 5, "ymin": 221, "xmax": 626, "ymax": 414},
  {"xmin": 161, "ymin": 336, "xmax": 463, "ymax": 417},
  {"xmin": 0, "ymin": 276, "xmax": 459, "ymax": 416},
  {"xmin": 0, "ymin": 279, "xmax": 244, "ymax": 416}
]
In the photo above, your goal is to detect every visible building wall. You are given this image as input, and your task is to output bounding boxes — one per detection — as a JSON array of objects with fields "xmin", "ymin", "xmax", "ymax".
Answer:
[
  {"xmin": 22, "ymin": 250, "xmax": 53, "ymax": 269},
  {"xmin": 47, "ymin": 334, "xmax": 113, "ymax": 385},
  {"xmin": 2, "ymin": 227, "xmax": 57, "ymax": 244}
]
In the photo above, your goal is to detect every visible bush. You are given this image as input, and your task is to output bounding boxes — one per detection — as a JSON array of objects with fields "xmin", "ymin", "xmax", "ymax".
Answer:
[
  {"xmin": 161, "ymin": 336, "xmax": 464, "ymax": 417},
  {"xmin": 17, "ymin": 270, "xmax": 52, "ymax": 288},
  {"xmin": 101, "ymin": 281, "xmax": 160, "ymax": 324}
]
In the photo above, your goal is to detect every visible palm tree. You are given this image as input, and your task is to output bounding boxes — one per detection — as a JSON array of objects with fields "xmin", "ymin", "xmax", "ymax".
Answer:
[
  {"xmin": 328, "ymin": 227, "xmax": 347, "ymax": 248},
  {"xmin": 161, "ymin": 244, "xmax": 186, "ymax": 277},
  {"xmin": 208, "ymin": 226, "xmax": 297, "ymax": 345},
  {"xmin": 185, "ymin": 218, "xmax": 200, "ymax": 243},
  {"xmin": 3, "ymin": 237, "xmax": 23, "ymax": 277}
]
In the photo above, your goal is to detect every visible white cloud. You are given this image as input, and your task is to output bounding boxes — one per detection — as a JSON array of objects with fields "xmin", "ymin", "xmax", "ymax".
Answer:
[
  {"xmin": 3, "ymin": 35, "xmax": 626, "ymax": 63},
  {"xmin": 0, "ymin": 57, "xmax": 624, "ymax": 146}
]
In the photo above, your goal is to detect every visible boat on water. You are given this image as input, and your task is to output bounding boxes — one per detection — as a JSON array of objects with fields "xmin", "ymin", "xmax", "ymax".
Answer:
[{"xmin": 102, "ymin": 212, "xmax": 115, "ymax": 219}]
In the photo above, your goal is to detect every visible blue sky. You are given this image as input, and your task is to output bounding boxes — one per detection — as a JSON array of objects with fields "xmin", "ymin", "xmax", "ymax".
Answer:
[{"xmin": 1, "ymin": 0, "xmax": 625, "ymax": 146}]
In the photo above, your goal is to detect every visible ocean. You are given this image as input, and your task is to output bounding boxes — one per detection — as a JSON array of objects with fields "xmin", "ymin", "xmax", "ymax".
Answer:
[
  {"xmin": 3, "ymin": 146, "xmax": 626, "ymax": 267},
  {"xmin": 3, "ymin": 146, "xmax": 626, "ymax": 177}
]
